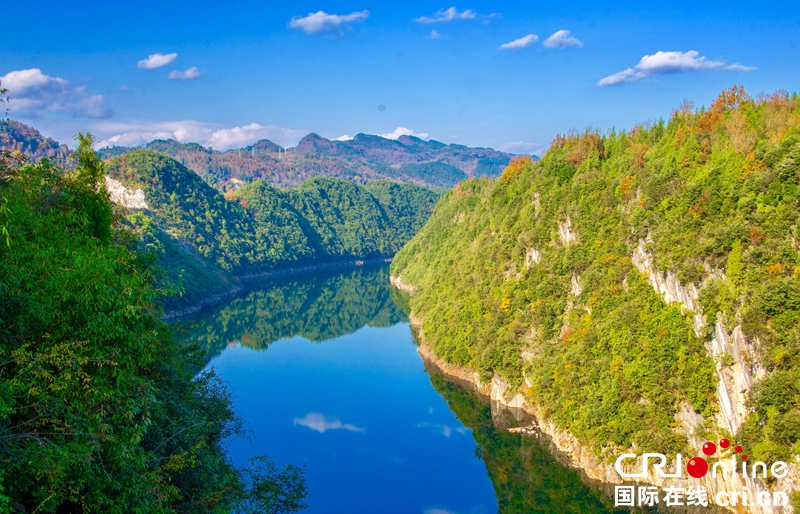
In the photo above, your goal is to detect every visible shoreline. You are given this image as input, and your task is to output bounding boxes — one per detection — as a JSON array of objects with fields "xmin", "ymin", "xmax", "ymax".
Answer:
[
  {"xmin": 392, "ymin": 273, "xmax": 784, "ymax": 514},
  {"xmin": 161, "ymin": 257, "xmax": 392, "ymax": 319}
]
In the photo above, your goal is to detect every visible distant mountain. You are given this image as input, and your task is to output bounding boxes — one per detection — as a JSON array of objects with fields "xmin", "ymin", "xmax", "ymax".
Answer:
[
  {"xmin": 0, "ymin": 119, "xmax": 70, "ymax": 165},
  {"xmin": 97, "ymin": 132, "xmax": 515, "ymax": 191},
  {"xmin": 0, "ymin": 119, "xmax": 518, "ymax": 190},
  {"xmin": 104, "ymin": 150, "xmax": 441, "ymax": 311}
]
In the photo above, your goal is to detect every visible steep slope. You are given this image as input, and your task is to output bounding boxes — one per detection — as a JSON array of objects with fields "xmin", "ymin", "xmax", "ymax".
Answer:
[
  {"xmin": 0, "ymin": 119, "xmax": 70, "ymax": 165},
  {"xmin": 104, "ymin": 150, "xmax": 440, "ymax": 311},
  {"xmin": 392, "ymin": 88, "xmax": 800, "ymax": 505}
]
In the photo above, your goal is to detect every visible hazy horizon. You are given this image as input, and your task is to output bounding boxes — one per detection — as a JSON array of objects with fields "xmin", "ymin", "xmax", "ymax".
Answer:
[{"xmin": 2, "ymin": 1, "xmax": 797, "ymax": 154}]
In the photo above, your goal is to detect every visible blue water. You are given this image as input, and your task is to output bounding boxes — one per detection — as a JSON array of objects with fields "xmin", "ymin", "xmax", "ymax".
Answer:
[
  {"xmin": 208, "ymin": 324, "xmax": 496, "ymax": 513},
  {"xmin": 183, "ymin": 265, "xmax": 630, "ymax": 514}
]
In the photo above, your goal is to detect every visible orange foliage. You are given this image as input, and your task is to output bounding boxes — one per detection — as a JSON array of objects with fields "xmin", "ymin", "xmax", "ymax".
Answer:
[
  {"xmin": 566, "ymin": 132, "xmax": 604, "ymax": 167},
  {"xmin": 675, "ymin": 127, "xmax": 685, "ymax": 148},
  {"xmin": 742, "ymin": 153, "xmax": 765, "ymax": 178},
  {"xmin": 550, "ymin": 134, "xmax": 568, "ymax": 151},
  {"xmin": 766, "ymin": 263, "xmax": 785, "ymax": 277},
  {"xmin": 500, "ymin": 155, "xmax": 532, "ymax": 185},
  {"xmin": 725, "ymin": 109, "xmax": 756, "ymax": 154},
  {"xmin": 696, "ymin": 85, "xmax": 751, "ymax": 133},
  {"xmin": 749, "ymin": 226, "xmax": 766, "ymax": 244},
  {"xmin": 689, "ymin": 190, "xmax": 709, "ymax": 218},
  {"xmin": 630, "ymin": 143, "xmax": 649, "ymax": 169},
  {"xmin": 561, "ymin": 327, "xmax": 574, "ymax": 344},
  {"xmin": 760, "ymin": 90, "xmax": 800, "ymax": 145},
  {"xmin": 619, "ymin": 175, "xmax": 634, "ymax": 196}
]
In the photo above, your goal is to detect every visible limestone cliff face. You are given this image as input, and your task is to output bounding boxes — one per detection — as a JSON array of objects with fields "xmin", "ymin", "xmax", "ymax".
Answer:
[
  {"xmin": 628, "ymin": 239, "xmax": 797, "ymax": 512},
  {"xmin": 397, "ymin": 250, "xmax": 799, "ymax": 513},
  {"xmin": 629, "ymin": 240, "xmax": 765, "ymax": 436},
  {"xmin": 104, "ymin": 176, "xmax": 148, "ymax": 209}
]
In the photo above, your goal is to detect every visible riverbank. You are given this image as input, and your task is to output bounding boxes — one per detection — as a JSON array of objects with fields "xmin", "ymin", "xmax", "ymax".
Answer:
[
  {"xmin": 162, "ymin": 257, "xmax": 393, "ymax": 319},
  {"xmin": 393, "ymin": 274, "xmax": 794, "ymax": 514}
]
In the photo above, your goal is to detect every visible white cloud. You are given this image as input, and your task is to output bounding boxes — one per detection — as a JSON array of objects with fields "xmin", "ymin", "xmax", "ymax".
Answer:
[
  {"xmin": 293, "ymin": 413, "xmax": 364, "ymax": 433},
  {"xmin": 542, "ymin": 30, "xmax": 582, "ymax": 49},
  {"xmin": 334, "ymin": 134, "xmax": 353, "ymax": 141},
  {"xmin": 415, "ymin": 7, "xmax": 476, "ymax": 23},
  {"xmin": 168, "ymin": 67, "xmax": 203, "ymax": 80},
  {"xmin": 137, "ymin": 53, "xmax": 178, "ymax": 70},
  {"xmin": 0, "ymin": 68, "xmax": 111, "ymax": 119},
  {"xmin": 93, "ymin": 120, "xmax": 306, "ymax": 150},
  {"xmin": 379, "ymin": 127, "xmax": 430, "ymax": 140},
  {"xmin": 499, "ymin": 34, "xmax": 538, "ymax": 50},
  {"xmin": 429, "ymin": 29, "xmax": 443, "ymax": 39},
  {"xmin": 416, "ymin": 422, "xmax": 467, "ymax": 437},
  {"xmin": 424, "ymin": 509, "xmax": 459, "ymax": 514},
  {"xmin": 598, "ymin": 50, "xmax": 756, "ymax": 87},
  {"xmin": 289, "ymin": 10, "xmax": 369, "ymax": 34},
  {"xmin": 502, "ymin": 141, "xmax": 545, "ymax": 154}
]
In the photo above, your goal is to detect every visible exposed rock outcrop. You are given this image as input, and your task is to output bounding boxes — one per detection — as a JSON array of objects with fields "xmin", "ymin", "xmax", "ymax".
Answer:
[
  {"xmin": 524, "ymin": 247, "xmax": 541, "ymax": 267},
  {"xmin": 105, "ymin": 176, "xmax": 148, "ymax": 209},
  {"xmin": 558, "ymin": 216, "xmax": 578, "ymax": 245},
  {"xmin": 396, "ymin": 267, "xmax": 799, "ymax": 513}
]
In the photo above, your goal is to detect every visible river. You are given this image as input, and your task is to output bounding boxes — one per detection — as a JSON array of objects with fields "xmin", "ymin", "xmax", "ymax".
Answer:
[{"xmin": 180, "ymin": 264, "xmax": 632, "ymax": 513}]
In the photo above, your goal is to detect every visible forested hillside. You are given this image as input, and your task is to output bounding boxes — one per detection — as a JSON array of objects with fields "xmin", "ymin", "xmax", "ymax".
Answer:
[
  {"xmin": 0, "ymin": 138, "xmax": 305, "ymax": 512},
  {"xmin": 97, "ymin": 131, "xmax": 513, "ymax": 190},
  {"xmin": 0, "ymin": 119, "xmax": 70, "ymax": 166},
  {"xmin": 104, "ymin": 150, "xmax": 440, "ymax": 311},
  {"xmin": 392, "ymin": 88, "xmax": 800, "ymax": 472}
]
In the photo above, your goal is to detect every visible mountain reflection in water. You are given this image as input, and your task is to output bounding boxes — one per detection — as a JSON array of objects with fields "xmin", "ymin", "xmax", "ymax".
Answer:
[{"xmin": 179, "ymin": 264, "xmax": 653, "ymax": 513}]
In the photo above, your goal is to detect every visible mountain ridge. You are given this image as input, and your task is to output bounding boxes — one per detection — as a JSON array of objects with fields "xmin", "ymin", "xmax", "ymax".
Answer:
[{"xmin": 103, "ymin": 149, "xmax": 440, "ymax": 312}]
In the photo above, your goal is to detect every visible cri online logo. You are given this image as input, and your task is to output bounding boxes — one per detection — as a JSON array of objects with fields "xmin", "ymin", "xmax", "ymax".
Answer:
[{"xmin": 615, "ymin": 438, "xmax": 789, "ymax": 481}]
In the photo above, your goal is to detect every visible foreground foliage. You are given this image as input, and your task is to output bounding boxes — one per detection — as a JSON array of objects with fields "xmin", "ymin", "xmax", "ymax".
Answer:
[
  {"xmin": 0, "ymin": 138, "xmax": 306, "ymax": 512},
  {"xmin": 393, "ymin": 87, "xmax": 800, "ymax": 461}
]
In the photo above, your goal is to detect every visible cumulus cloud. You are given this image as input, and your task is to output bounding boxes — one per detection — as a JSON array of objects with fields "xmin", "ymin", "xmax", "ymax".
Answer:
[
  {"xmin": 168, "ymin": 67, "xmax": 203, "ymax": 80},
  {"xmin": 137, "ymin": 53, "xmax": 178, "ymax": 70},
  {"xmin": 93, "ymin": 120, "xmax": 306, "ymax": 150},
  {"xmin": 334, "ymin": 134, "xmax": 353, "ymax": 141},
  {"xmin": 379, "ymin": 127, "xmax": 430, "ymax": 140},
  {"xmin": 0, "ymin": 68, "xmax": 111, "ymax": 119},
  {"xmin": 293, "ymin": 413, "xmax": 364, "ymax": 433},
  {"xmin": 598, "ymin": 50, "xmax": 756, "ymax": 87},
  {"xmin": 289, "ymin": 10, "xmax": 369, "ymax": 34},
  {"xmin": 429, "ymin": 29, "xmax": 443, "ymax": 39},
  {"xmin": 499, "ymin": 34, "xmax": 538, "ymax": 50},
  {"xmin": 542, "ymin": 30, "xmax": 582, "ymax": 49},
  {"xmin": 415, "ymin": 7, "xmax": 476, "ymax": 23}
]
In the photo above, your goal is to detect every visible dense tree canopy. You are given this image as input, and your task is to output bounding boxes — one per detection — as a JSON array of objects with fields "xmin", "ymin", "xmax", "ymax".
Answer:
[
  {"xmin": 393, "ymin": 88, "xmax": 800, "ymax": 463},
  {"xmin": 0, "ymin": 137, "xmax": 306, "ymax": 512},
  {"xmin": 105, "ymin": 150, "xmax": 440, "ymax": 311}
]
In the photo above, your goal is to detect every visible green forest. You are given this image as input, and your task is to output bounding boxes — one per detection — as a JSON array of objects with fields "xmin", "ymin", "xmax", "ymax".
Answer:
[
  {"xmin": 392, "ymin": 87, "xmax": 800, "ymax": 470},
  {"xmin": 181, "ymin": 265, "xmax": 406, "ymax": 362},
  {"xmin": 0, "ymin": 136, "xmax": 307, "ymax": 511},
  {"xmin": 105, "ymin": 150, "xmax": 440, "ymax": 311}
]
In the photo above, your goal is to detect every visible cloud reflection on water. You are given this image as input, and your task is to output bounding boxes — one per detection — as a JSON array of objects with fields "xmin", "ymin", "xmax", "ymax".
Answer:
[{"xmin": 293, "ymin": 412, "xmax": 364, "ymax": 433}]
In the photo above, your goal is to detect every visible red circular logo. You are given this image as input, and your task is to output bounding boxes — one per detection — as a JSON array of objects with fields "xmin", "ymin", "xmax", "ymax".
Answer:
[{"xmin": 687, "ymin": 457, "xmax": 709, "ymax": 478}]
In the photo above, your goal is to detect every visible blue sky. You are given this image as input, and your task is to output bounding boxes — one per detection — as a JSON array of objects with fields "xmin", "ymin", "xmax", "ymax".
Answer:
[{"xmin": 1, "ymin": 1, "xmax": 798, "ymax": 154}]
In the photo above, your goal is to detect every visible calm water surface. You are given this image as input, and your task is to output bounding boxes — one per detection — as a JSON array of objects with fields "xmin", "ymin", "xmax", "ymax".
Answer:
[{"xmin": 182, "ymin": 265, "xmax": 627, "ymax": 514}]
